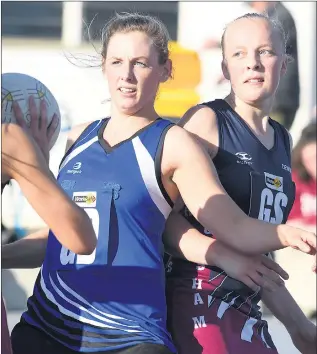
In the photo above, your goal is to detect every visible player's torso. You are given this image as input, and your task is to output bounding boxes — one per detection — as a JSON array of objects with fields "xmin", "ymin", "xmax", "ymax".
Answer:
[
  {"xmin": 27, "ymin": 118, "xmax": 177, "ymax": 352},
  {"xmin": 167, "ymin": 99, "xmax": 295, "ymax": 318},
  {"xmin": 47, "ymin": 122, "xmax": 170, "ymax": 271}
]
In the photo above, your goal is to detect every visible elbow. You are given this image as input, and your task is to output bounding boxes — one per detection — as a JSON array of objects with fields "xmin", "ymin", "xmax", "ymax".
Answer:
[
  {"xmin": 75, "ymin": 232, "xmax": 97, "ymax": 255},
  {"xmin": 68, "ymin": 225, "xmax": 97, "ymax": 255},
  {"xmin": 75, "ymin": 239, "xmax": 97, "ymax": 255}
]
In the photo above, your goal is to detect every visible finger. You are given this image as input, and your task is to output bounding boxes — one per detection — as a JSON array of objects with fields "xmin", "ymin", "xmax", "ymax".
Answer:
[
  {"xmin": 12, "ymin": 101, "xmax": 27, "ymax": 129},
  {"xmin": 261, "ymin": 256, "xmax": 289, "ymax": 280},
  {"xmin": 239, "ymin": 276, "xmax": 260, "ymax": 292},
  {"xmin": 257, "ymin": 265, "xmax": 285, "ymax": 286},
  {"xmin": 291, "ymin": 240, "xmax": 312, "ymax": 254},
  {"xmin": 305, "ymin": 233, "xmax": 317, "ymax": 252},
  {"xmin": 46, "ymin": 114, "xmax": 59, "ymax": 142},
  {"xmin": 249, "ymin": 272, "xmax": 277, "ymax": 292},
  {"xmin": 312, "ymin": 260, "xmax": 316, "ymax": 273},
  {"xmin": 39, "ymin": 99, "xmax": 48, "ymax": 132},
  {"xmin": 29, "ymin": 96, "xmax": 39, "ymax": 134}
]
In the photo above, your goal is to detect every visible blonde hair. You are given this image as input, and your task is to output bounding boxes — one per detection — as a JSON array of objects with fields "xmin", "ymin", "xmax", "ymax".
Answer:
[{"xmin": 220, "ymin": 12, "xmax": 292, "ymax": 62}]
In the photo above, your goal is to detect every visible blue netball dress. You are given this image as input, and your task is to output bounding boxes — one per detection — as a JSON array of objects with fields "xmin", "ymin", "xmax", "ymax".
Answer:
[{"xmin": 22, "ymin": 118, "xmax": 176, "ymax": 353}]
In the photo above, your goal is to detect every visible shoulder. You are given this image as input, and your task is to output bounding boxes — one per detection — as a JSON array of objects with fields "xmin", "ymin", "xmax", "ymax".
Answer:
[
  {"xmin": 162, "ymin": 124, "xmax": 210, "ymax": 169},
  {"xmin": 283, "ymin": 126, "xmax": 293, "ymax": 157},
  {"xmin": 178, "ymin": 104, "xmax": 217, "ymax": 131},
  {"xmin": 178, "ymin": 103, "xmax": 219, "ymax": 157},
  {"xmin": 272, "ymin": 119, "xmax": 293, "ymax": 156},
  {"xmin": 65, "ymin": 120, "xmax": 95, "ymax": 154},
  {"xmin": 287, "ymin": 130, "xmax": 293, "ymax": 150}
]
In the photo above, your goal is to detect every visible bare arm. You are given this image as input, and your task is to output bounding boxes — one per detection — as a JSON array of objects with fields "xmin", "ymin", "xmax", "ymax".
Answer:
[
  {"xmin": 2, "ymin": 123, "xmax": 96, "ymax": 255},
  {"xmin": 163, "ymin": 211, "xmax": 288, "ymax": 291},
  {"xmin": 262, "ymin": 286, "xmax": 316, "ymax": 354},
  {"xmin": 161, "ymin": 123, "xmax": 316, "ymax": 255},
  {"xmin": 2, "ymin": 228, "xmax": 49, "ymax": 269},
  {"xmin": 163, "ymin": 211, "xmax": 218, "ymax": 266}
]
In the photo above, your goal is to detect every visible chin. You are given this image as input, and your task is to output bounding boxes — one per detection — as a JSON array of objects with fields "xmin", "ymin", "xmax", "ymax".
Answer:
[
  {"xmin": 241, "ymin": 92, "xmax": 273, "ymax": 106},
  {"xmin": 119, "ymin": 104, "xmax": 142, "ymax": 116}
]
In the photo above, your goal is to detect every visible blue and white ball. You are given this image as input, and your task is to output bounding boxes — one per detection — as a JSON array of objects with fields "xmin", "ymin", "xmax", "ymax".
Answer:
[{"xmin": 1, "ymin": 72, "xmax": 61, "ymax": 149}]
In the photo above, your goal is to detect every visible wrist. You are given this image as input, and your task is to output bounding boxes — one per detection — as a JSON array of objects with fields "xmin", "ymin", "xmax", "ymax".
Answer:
[
  {"xmin": 276, "ymin": 224, "xmax": 290, "ymax": 248},
  {"xmin": 41, "ymin": 149, "xmax": 50, "ymax": 165},
  {"xmin": 286, "ymin": 316, "xmax": 311, "ymax": 336},
  {"xmin": 205, "ymin": 240, "xmax": 226, "ymax": 268}
]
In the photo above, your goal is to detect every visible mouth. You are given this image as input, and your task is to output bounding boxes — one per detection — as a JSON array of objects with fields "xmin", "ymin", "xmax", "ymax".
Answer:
[
  {"xmin": 244, "ymin": 78, "xmax": 264, "ymax": 83},
  {"xmin": 118, "ymin": 87, "xmax": 137, "ymax": 93}
]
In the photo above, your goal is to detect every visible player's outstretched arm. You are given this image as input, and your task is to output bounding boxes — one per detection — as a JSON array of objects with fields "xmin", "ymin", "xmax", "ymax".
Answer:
[
  {"xmin": 162, "ymin": 126, "xmax": 316, "ymax": 256},
  {"xmin": 163, "ymin": 211, "xmax": 288, "ymax": 292},
  {"xmin": 2, "ymin": 228, "xmax": 49, "ymax": 269},
  {"xmin": 261, "ymin": 286, "xmax": 316, "ymax": 354},
  {"xmin": 2, "ymin": 122, "xmax": 97, "ymax": 255}
]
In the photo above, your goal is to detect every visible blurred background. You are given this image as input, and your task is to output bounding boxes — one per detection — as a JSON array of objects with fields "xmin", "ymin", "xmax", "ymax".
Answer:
[{"xmin": 1, "ymin": 2, "xmax": 316, "ymax": 353}]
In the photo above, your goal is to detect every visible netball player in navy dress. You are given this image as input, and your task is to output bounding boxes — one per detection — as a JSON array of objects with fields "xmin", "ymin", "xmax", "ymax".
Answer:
[
  {"xmin": 6, "ymin": 12, "xmax": 316, "ymax": 354},
  {"xmin": 165, "ymin": 13, "xmax": 317, "ymax": 354}
]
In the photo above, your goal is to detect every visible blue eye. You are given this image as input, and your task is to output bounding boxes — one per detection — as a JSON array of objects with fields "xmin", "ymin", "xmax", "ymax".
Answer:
[
  {"xmin": 233, "ymin": 51, "xmax": 243, "ymax": 57},
  {"xmin": 135, "ymin": 61, "xmax": 147, "ymax": 67},
  {"xmin": 259, "ymin": 49, "xmax": 274, "ymax": 55}
]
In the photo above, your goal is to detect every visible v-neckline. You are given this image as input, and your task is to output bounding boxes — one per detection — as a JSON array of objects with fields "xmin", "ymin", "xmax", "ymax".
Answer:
[
  {"xmin": 221, "ymin": 99, "xmax": 278, "ymax": 153},
  {"xmin": 98, "ymin": 117, "xmax": 161, "ymax": 154}
]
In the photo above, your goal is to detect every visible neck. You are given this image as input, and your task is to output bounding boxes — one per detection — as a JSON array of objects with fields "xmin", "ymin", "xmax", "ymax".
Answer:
[
  {"xmin": 225, "ymin": 93, "xmax": 273, "ymax": 134},
  {"xmin": 109, "ymin": 105, "xmax": 159, "ymax": 128}
]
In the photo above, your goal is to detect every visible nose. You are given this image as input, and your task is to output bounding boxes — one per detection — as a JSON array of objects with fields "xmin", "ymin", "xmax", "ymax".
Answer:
[
  {"xmin": 120, "ymin": 62, "xmax": 134, "ymax": 81},
  {"xmin": 246, "ymin": 53, "xmax": 261, "ymax": 70}
]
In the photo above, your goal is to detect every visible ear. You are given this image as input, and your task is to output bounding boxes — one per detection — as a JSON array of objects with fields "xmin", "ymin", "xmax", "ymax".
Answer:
[
  {"xmin": 221, "ymin": 60, "xmax": 230, "ymax": 80},
  {"xmin": 160, "ymin": 59, "xmax": 172, "ymax": 83}
]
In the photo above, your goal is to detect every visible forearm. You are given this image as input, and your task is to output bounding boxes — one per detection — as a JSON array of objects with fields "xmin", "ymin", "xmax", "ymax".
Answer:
[
  {"xmin": 14, "ymin": 169, "xmax": 96, "ymax": 255},
  {"xmin": 2, "ymin": 124, "xmax": 96, "ymax": 255},
  {"xmin": 163, "ymin": 211, "xmax": 219, "ymax": 266},
  {"xmin": 196, "ymin": 192, "xmax": 288, "ymax": 255},
  {"xmin": 2, "ymin": 228, "xmax": 48, "ymax": 269},
  {"xmin": 261, "ymin": 284, "xmax": 308, "ymax": 332}
]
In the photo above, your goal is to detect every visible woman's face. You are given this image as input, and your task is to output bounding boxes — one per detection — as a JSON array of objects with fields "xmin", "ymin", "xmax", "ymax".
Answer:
[
  {"xmin": 222, "ymin": 17, "xmax": 287, "ymax": 107},
  {"xmin": 103, "ymin": 31, "xmax": 170, "ymax": 117}
]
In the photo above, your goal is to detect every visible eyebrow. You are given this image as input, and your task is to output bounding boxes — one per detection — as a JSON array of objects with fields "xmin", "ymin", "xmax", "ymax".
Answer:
[
  {"xmin": 107, "ymin": 56, "xmax": 149, "ymax": 61},
  {"xmin": 231, "ymin": 44, "xmax": 274, "ymax": 51},
  {"xmin": 257, "ymin": 44, "xmax": 274, "ymax": 48}
]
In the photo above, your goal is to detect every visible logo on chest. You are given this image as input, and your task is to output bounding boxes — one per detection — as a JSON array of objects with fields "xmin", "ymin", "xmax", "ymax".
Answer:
[
  {"xmin": 67, "ymin": 161, "xmax": 82, "ymax": 175},
  {"xmin": 258, "ymin": 172, "xmax": 288, "ymax": 224},
  {"xmin": 72, "ymin": 191, "xmax": 97, "ymax": 207},
  {"xmin": 264, "ymin": 172, "xmax": 283, "ymax": 192},
  {"xmin": 235, "ymin": 152, "xmax": 253, "ymax": 165},
  {"xmin": 281, "ymin": 164, "xmax": 292, "ymax": 174}
]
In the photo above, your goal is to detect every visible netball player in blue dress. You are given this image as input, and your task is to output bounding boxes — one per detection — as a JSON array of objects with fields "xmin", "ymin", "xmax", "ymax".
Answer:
[{"xmin": 5, "ymin": 12, "xmax": 316, "ymax": 354}]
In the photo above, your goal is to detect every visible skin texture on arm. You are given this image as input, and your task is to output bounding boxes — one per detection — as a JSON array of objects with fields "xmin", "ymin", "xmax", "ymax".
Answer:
[
  {"xmin": 261, "ymin": 284, "xmax": 316, "ymax": 354},
  {"xmin": 2, "ymin": 229, "xmax": 49, "ymax": 269},
  {"xmin": 160, "ymin": 119, "xmax": 316, "ymax": 256},
  {"xmin": 1, "ymin": 121, "xmax": 93, "ymax": 269},
  {"xmin": 163, "ymin": 211, "xmax": 288, "ymax": 291},
  {"xmin": 2, "ymin": 123, "xmax": 97, "ymax": 255},
  {"xmin": 261, "ymin": 130, "xmax": 316, "ymax": 354},
  {"xmin": 164, "ymin": 106, "xmax": 316, "ymax": 348}
]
